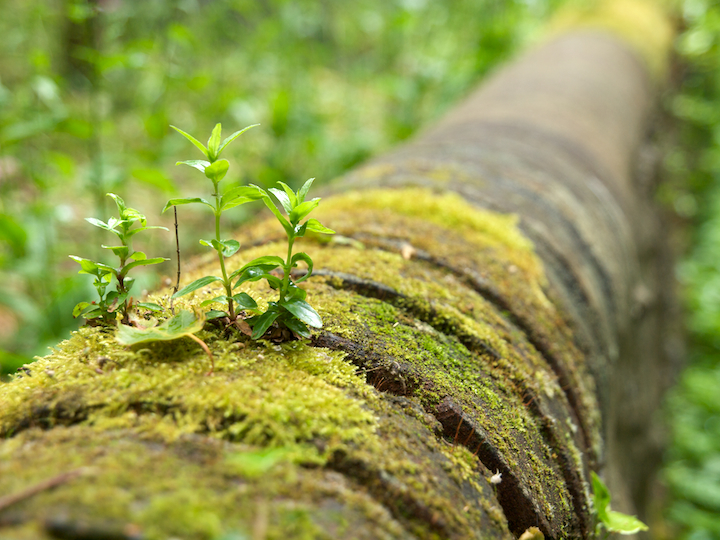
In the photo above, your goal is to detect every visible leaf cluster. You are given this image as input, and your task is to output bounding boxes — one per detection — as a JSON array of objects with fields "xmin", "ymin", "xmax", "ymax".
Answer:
[
  {"xmin": 166, "ymin": 124, "xmax": 334, "ymax": 340},
  {"xmin": 591, "ymin": 472, "xmax": 648, "ymax": 537},
  {"xmin": 70, "ymin": 193, "xmax": 168, "ymax": 323}
]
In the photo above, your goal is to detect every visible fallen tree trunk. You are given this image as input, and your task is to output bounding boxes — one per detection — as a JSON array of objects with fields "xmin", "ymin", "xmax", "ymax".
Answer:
[{"xmin": 0, "ymin": 2, "xmax": 677, "ymax": 539}]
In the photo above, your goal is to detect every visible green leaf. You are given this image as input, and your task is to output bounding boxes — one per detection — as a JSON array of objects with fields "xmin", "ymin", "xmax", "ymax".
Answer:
[
  {"xmin": 252, "ymin": 185, "xmax": 293, "ymax": 235},
  {"xmin": 284, "ymin": 283, "xmax": 307, "ymax": 301},
  {"xmin": 124, "ymin": 225, "xmax": 169, "ymax": 238},
  {"xmin": 162, "ymin": 197, "xmax": 215, "ymax": 213},
  {"xmin": 173, "ymin": 276, "xmax": 223, "ymax": 298},
  {"xmin": 603, "ymin": 511, "xmax": 649, "ymax": 534},
  {"xmin": 240, "ymin": 255, "xmax": 285, "ymax": 272},
  {"xmin": 130, "ymin": 251, "xmax": 147, "ymax": 261},
  {"xmin": 122, "ymin": 257, "xmax": 168, "ymax": 273},
  {"xmin": 276, "ymin": 181, "xmax": 297, "ymax": 208},
  {"xmin": 282, "ymin": 315, "xmax": 310, "ymax": 338},
  {"xmin": 305, "ymin": 218, "xmax": 335, "ymax": 235},
  {"xmin": 217, "ymin": 124, "xmax": 259, "ymax": 155},
  {"xmin": 176, "ymin": 159, "xmax": 211, "ymax": 173},
  {"xmin": 116, "ymin": 310, "xmax": 205, "ymax": 346},
  {"xmin": 171, "ymin": 125, "xmax": 209, "ymax": 159},
  {"xmin": 73, "ymin": 302, "xmax": 99, "ymax": 318},
  {"xmin": 280, "ymin": 298, "xmax": 322, "ymax": 328},
  {"xmin": 269, "ymin": 187, "xmax": 293, "ymax": 214},
  {"xmin": 69, "ymin": 256, "xmax": 113, "ymax": 278},
  {"xmin": 205, "ymin": 310, "xmax": 228, "ymax": 320},
  {"xmin": 290, "ymin": 252, "xmax": 313, "ymax": 282},
  {"xmin": 220, "ymin": 185, "xmax": 263, "ymax": 211},
  {"xmin": 591, "ymin": 472, "xmax": 611, "ymax": 523},
  {"xmin": 207, "ymin": 123, "xmax": 222, "ymax": 161},
  {"xmin": 200, "ymin": 295, "xmax": 229, "ymax": 307},
  {"xmin": 102, "ymin": 245, "xmax": 129, "ymax": 259},
  {"xmin": 85, "ymin": 217, "xmax": 113, "ymax": 231},
  {"xmin": 232, "ymin": 292, "xmax": 258, "ymax": 310},
  {"xmin": 234, "ymin": 267, "xmax": 282, "ymax": 289},
  {"xmin": 106, "ymin": 193, "xmax": 127, "ymax": 215},
  {"xmin": 219, "ymin": 239, "xmax": 240, "ymax": 257},
  {"xmin": 296, "ymin": 178, "xmax": 315, "ymax": 204},
  {"xmin": 289, "ymin": 199, "xmax": 320, "ymax": 225},
  {"xmin": 250, "ymin": 306, "xmax": 281, "ymax": 339},
  {"xmin": 204, "ymin": 159, "xmax": 229, "ymax": 184},
  {"xmin": 136, "ymin": 302, "xmax": 164, "ymax": 312}
]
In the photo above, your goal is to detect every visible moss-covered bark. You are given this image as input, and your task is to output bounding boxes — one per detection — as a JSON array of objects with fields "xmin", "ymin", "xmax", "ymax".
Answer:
[{"xmin": 0, "ymin": 1, "xmax": 676, "ymax": 539}]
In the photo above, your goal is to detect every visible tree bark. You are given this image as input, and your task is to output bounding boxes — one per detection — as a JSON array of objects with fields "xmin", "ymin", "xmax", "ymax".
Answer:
[{"xmin": 0, "ymin": 3, "xmax": 677, "ymax": 539}]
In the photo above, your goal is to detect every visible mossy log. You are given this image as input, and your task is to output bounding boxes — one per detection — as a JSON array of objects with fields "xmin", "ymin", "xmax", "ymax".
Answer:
[{"xmin": 0, "ymin": 3, "xmax": 677, "ymax": 539}]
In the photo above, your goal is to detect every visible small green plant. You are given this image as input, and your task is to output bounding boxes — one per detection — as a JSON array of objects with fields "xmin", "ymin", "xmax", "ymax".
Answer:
[
  {"xmin": 235, "ymin": 178, "xmax": 335, "ymax": 339},
  {"xmin": 163, "ymin": 123, "xmax": 263, "ymax": 321},
  {"xmin": 71, "ymin": 193, "xmax": 168, "ymax": 324},
  {"xmin": 591, "ymin": 471, "xmax": 648, "ymax": 538}
]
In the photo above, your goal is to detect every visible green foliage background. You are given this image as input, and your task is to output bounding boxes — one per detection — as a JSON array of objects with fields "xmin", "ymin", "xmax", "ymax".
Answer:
[{"xmin": 1, "ymin": 0, "xmax": 720, "ymax": 537}]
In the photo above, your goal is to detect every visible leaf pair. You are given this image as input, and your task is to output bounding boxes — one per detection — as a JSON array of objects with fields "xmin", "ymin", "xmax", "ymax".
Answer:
[
  {"xmin": 591, "ymin": 472, "xmax": 648, "ymax": 536},
  {"xmin": 171, "ymin": 123, "xmax": 258, "ymax": 164}
]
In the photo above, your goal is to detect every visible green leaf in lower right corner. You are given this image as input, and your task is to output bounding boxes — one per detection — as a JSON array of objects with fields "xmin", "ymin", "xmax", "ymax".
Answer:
[{"xmin": 603, "ymin": 510, "xmax": 648, "ymax": 535}]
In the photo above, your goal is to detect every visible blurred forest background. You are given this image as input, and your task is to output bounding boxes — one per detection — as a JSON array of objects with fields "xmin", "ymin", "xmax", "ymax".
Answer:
[{"xmin": 0, "ymin": 0, "xmax": 719, "ymax": 537}]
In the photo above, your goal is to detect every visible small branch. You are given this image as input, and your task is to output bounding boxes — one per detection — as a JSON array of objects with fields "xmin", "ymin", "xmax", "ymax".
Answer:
[
  {"xmin": 186, "ymin": 333, "xmax": 214, "ymax": 375},
  {"xmin": 170, "ymin": 207, "xmax": 181, "ymax": 315},
  {"xmin": 0, "ymin": 468, "xmax": 90, "ymax": 512}
]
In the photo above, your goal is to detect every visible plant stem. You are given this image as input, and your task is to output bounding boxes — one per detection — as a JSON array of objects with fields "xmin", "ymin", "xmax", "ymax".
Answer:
[
  {"xmin": 214, "ymin": 202, "xmax": 236, "ymax": 320},
  {"xmin": 279, "ymin": 234, "xmax": 295, "ymax": 304}
]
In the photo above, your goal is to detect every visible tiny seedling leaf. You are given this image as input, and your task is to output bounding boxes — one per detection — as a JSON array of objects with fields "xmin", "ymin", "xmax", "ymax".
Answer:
[
  {"xmin": 304, "ymin": 218, "xmax": 335, "ymax": 235},
  {"xmin": 269, "ymin": 187, "xmax": 293, "ymax": 214},
  {"xmin": 173, "ymin": 275, "xmax": 223, "ymax": 298},
  {"xmin": 207, "ymin": 123, "xmax": 222, "ymax": 160},
  {"xmin": 288, "ymin": 198, "xmax": 319, "ymax": 225},
  {"xmin": 170, "ymin": 125, "xmax": 209, "ymax": 159},
  {"xmin": 162, "ymin": 197, "xmax": 215, "ymax": 213},
  {"xmin": 176, "ymin": 159, "xmax": 211, "ymax": 173},
  {"xmin": 204, "ymin": 159, "xmax": 229, "ymax": 184},
  {"xmin": 296, "ymin": 178, "xmax": 315, "ymax": 204},
  {"xmin": 280, "ymin": 298, "xmax": 322, "ymax": 328},
  {"xmin": 217, "ymin": 123, "xmax": 259, "ymax": 155}
]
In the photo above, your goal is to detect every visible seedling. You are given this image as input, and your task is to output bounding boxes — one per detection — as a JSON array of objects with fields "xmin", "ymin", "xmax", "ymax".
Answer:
[
  {"xmin": 163, "ymin": 123, "xmax": 264, "ymax": 321},
  {"xmin": 234, "ymin": 178, "xmax": 335, "ymax": 339},
  {"xmin": 71, "ymin": 193, "xmax": 168, "ymax": 324},
  {"xmin": 591, "ymin": 472, "xmax": 648, "ymax": 537}
]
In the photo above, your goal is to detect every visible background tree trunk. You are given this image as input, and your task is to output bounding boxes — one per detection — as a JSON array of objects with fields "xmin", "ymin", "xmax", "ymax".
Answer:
[{"xmin": 0, "ymin": 2, "xmax": 677, "ymax": 539}]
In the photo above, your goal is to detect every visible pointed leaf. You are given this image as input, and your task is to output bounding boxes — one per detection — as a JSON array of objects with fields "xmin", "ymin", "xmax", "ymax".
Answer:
[
  {"xmin": 217, "ymin": 124, "xmax": 259, "ymax": 155},
  {"xmin": 289, "ymin": 199, "xmax": 319, "ymax": 225},
  {"xmin": 284, "ymin": 283, "xmax": 307, "ymax": 301},
  {"xmin": 250, "ymin": 306, "xmax": 281, "ymax": 339},
  {"xmin": 276, "ymin": 181, "xmax": 297, "ymax": 208},
  {"xmin": 136, "ymin": 302, "xmax": 163, "ymax": 312},
  {"xmin": 123, "ymin": 257, "xmax": 168, "ymax": 273},
  {"xmin": 70, "ymin": 256, "xmax": 110, "ymax": 277},
  {"xmin": 220, "ymin": 185, "xmax": 263, "ymax": 211},
  {"xmin": 269, "ymin": 187, "xmax": 293, "ymax": 213},
  {"xmin": 232, "ymin": 292, "xmax": 258, "ymax": 310},
  {"xmin": 603, "ymin": 511, "xmax": 648, "ymax": 534},
  {"xmin": 234, "ymin": 268, "xmax": 282, "ymax": 289},
  {"xmin": 200, "ymin": 295, "xmax": 229, "ymax": 307},
  {"xmin": 296, "ymin": 178, "xmax": 315, "ymax": 204},
  {"xmin": 176, "ymin": 159, "xmax": 211, "ymax": 173},
  {"xmin": 172, "ymin": 275, "xmax": 223, "ymax": 298},
  {"xmin": 204, "ymin": 159, "xmax": 229, "ymax": 184},
  {"xmin": 280, "ymin": 298, "xmax": 322, "ymax": 328},
  {"xmin": 106, "ymin": 193, "xmax": 127, "ymax": 215},
  {"xmin": 85, "ymin": 217, "xmax": 113, "ymax": 231},
  {"xmin": 282, "ymin": 315, "xmax": 310, "ymax": 338},
  {"xmin": 219, "ymin": 239, "xmax": 240, "ymax": 257},
  {"xmin": 102, "ymin": 245, "xmax": 129, "ymax": 259},
  {"xmin": 240, "ymin": 255, "xmax": 285, "ymax": 272},
  {"xmin": 207, "ymin": 123, "xmax": 222, "ymax": 160},
  {"xmin": 170, "ymin": 125, "xmax": 209, "ymax": 158},
  {"xmin": 162, "ymin": 197, "xmax": 215, "ymax": 213},
  {"xmin": 305, "ymin": 218, "xmax": 335, "ymax": 235},
  {"xmin": 130, "ymin": 251, "xmax": 147, "ymax": 261}
]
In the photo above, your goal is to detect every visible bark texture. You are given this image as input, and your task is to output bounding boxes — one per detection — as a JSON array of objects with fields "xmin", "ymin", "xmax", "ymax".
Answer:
[{"xmin": 0, "ymin": 4, "xmax": 677, "ymax": 540}]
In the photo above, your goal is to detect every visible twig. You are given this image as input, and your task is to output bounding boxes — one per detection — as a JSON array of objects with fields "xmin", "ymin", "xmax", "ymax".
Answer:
[
  {"xmin": 170, "ymin": 206, "xmax": 181, "ymax": 315},
  {"xmin": 0, "ymin": 468, "xmax": 90, "ymax": 512},
  {"xmin": 186, "ymin": 333, "xmax": 214, "ymax": 375}
]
